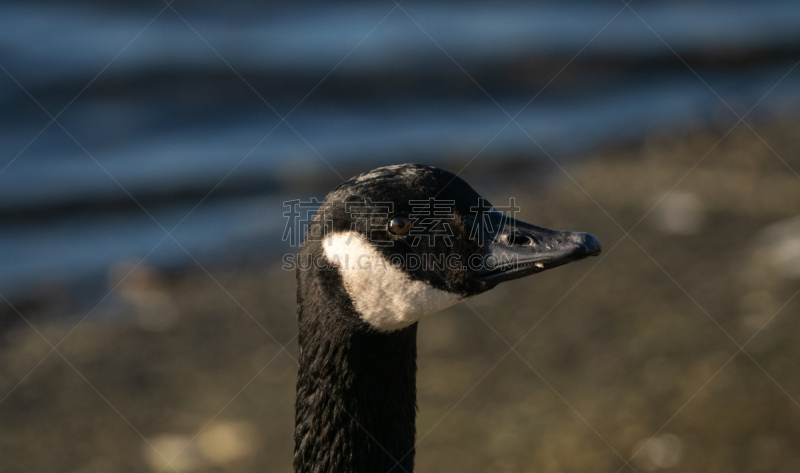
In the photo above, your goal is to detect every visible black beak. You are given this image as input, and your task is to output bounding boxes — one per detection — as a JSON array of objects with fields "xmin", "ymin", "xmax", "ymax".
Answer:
[{"xmin": 474, "ymin": 212, "xmax": 601, "ymax": 284}]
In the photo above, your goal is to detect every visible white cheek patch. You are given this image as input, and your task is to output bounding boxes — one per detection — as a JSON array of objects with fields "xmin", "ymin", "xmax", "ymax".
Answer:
[{"xmin": 323, "ymin": 231, "xmax": 462, "ymax": 332}]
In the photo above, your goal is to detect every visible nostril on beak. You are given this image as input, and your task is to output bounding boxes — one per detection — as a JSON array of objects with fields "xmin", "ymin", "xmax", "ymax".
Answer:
[{"xmin": 507, "ymin": 234, "xmax": 533, "ymax": 246}]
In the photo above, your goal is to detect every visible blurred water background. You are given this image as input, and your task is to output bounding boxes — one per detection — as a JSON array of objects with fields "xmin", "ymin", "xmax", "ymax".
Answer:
[
  {"xmin": 3, "ymin": 0, "xmax": 800, "ymax": 300},
  {"xmin": 2, "ymin": 1, "xmax": 800, "ymax": 472}
]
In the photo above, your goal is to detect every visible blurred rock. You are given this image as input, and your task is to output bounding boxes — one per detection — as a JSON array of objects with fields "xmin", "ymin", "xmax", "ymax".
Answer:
[
  {"xmin": 142, "ymin": 421, "xmax": 256, "ymax": 471},
  {"xmin": 739, "ymin": 215, "xmax": 800, "ymax": 330},
  {"xmin": 633, "ymin": 434, "xmax": 683, "ymax": 471},
  {"xmin": 652, "ymin": 192, "xmax": 704, "ymax": 235},
  {"xmin": 143, "ymin": 434, "xmax": 196, "ymax": 471},
  {"xmin": 196, "ymin": 421, "xmax": 257, "ymax": 465},
  {"xmin": 759, "ymin": 215, "xmax": 800, "ymax": 279}
]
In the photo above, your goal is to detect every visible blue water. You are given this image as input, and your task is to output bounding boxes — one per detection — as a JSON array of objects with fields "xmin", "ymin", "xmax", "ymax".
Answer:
[
  {"xmin": 1, "ymin": 1, "xmax": 800, "ymax": 298},
  {"xmin": 3, "ymin": 2, "xmax": 800, "ymax": 86}
]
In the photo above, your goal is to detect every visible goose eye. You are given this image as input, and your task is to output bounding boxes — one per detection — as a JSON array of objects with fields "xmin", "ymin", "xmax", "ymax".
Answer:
[{"xmin": 389, "ymin": 215, "xmax": 413, "ymax": 235}]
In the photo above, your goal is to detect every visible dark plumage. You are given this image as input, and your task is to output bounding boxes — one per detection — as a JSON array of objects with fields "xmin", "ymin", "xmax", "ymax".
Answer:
[{"xmin": 295, "ymin": 252, "xmax": 417, "ymax": 472}]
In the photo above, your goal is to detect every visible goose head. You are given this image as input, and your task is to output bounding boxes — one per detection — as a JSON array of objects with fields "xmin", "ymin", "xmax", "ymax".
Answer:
[
  {"xmin": 300, "ymin": 163, "xmax": 600, "ymax": 332},
  {"xmin": 294, "ymin": 164, "xmax": 601, "ymax": 473}
]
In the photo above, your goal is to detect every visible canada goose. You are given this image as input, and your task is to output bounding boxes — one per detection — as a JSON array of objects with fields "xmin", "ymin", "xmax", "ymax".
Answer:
[{"xmin": 294, "ymin": 164, "xmax": 600, "ymax": 473}]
